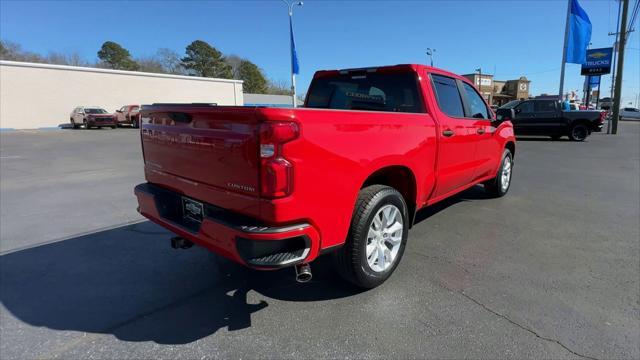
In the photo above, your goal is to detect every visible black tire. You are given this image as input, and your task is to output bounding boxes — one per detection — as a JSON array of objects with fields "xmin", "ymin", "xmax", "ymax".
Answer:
[
  {"xmin": 132, "ymin": 119, "xmax": 139, "ymax": 128},
  {"xmin": 333, "ymin": 185, "xmax": 409, "ymax": 289},
  {"xmin": 111, "ymin": 126, "xmax": 116, "ymax": 129},
  {"xmin": 84, "ymin": 120, "xmax": 91, "ymax": 129},
  {"xmin": 569, "ymin": 123, "xmax": 589, "ymax": 141},
  {"xmin": 484, "ymin": 149, "xmax": 513, "ymax": 198}
]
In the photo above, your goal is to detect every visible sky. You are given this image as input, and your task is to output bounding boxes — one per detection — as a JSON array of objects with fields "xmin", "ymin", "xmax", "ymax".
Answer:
[{"xmin": 1, "ymin": 0, "xmax": 639, "ymax": 105}]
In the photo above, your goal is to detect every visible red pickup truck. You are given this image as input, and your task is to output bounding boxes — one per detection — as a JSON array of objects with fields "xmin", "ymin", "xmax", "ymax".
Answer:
[
  {"xmin": 115, "ymin": 105, "xmax": 141, "ymax": 128},
  {"xmin": 134, "ymin": 64, "xmax": 515, "ymax": 288}
]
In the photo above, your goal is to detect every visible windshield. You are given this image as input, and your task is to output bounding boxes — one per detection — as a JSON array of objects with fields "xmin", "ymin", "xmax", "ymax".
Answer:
[
  {"xmin": 85, "ymin": 108, "xmax": 108, "ymax": 114},
  {"xmin": 305, "ymin": 71, "xmax": 424, "ymax": 113},
  {"xmin": 500, "ymin": 100, "xmax": 521, "ymax": 109}
]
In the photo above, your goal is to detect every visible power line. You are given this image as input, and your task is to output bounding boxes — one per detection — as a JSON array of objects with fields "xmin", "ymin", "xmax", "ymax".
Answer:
[{"xmin": 628, "ymin": 0, "xmax": 639, "ymax": 32}]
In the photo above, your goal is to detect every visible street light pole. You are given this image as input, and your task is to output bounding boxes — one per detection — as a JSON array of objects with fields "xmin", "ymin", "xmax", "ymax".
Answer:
[
  {"xmin": 426, "ymin": 48, "xmax": 436, "ymax": 66},
  {"xmin": 283, "ymin": 0, "xmax": 303, "ymax": 108},
  {"xmin": 475, "ymin": 67, "xmax": 482, "ymax": 98}
]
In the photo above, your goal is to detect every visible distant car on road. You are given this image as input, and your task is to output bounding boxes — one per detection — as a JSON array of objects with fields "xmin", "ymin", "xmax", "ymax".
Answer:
[
  {"xmin": 115, "ymin": 105, "xmax": 141, "ymax": 128},
  {"xmin": 599, "ymin": 97, "xmax": 613, "ymax": 110},
  {"xmin": 70, "ymin": 107, "xmax": 117, "ymax": 129},
  {"xmin": 497, "ymin": 99, "xmax": 605, "ymax": 141},
  {"xmin": 620, "ymin": 107, "xmax": 640, "ymax": 121}
]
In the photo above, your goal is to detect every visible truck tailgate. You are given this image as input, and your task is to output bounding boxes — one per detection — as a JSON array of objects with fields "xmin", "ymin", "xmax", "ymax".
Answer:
[{"xmin": 140, "ymin": 104, "xmax": 260, "ymax": 198}]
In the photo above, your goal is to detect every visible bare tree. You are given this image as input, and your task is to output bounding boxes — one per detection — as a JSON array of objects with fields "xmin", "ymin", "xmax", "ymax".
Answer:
[
  {"xmin": 225, "ymin": 54, "xmax": 243, "ymax": 79},
  {"xmin": 266, "ymin": 78, "xmax": 293, "ymax": 95},
  {"xmin": 45, "ymin": 52, "xmax": 87, "ymax": 66},
  {"xmin": 136, "ymin": 56, "xmax": 165, "ymax": 73},
  {"xmin": 0, "ymin": 40, "xmax": 44, "ymax": 63},
  {"xmin": 156, "ymin": 48, "xmax": 186, "ymax": 75}
]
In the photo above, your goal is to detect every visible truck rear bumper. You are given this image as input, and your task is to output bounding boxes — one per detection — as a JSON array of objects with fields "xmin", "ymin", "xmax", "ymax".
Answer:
[{"xmin": 134, "ymin": 183, "xmax": 320, "ymax": 269}]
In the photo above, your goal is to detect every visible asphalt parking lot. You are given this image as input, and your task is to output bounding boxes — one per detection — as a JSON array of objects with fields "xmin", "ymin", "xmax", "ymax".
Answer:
[{"xmin": 1, "ymin": 124, "xmax": 639, "ymax": 359}]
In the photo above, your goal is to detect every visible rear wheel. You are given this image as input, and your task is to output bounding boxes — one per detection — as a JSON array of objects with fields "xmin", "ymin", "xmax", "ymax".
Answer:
[
  {"xmin": 484, "ymin": 149, "xmax": 513, "ymax": 198},
  {"xmin": 83, "ymin": 120, "xmax": 90, "ymax": 129},
  {"xmin": 333, "ymin": 185, "xmax": 409, "ymax": 288},
  {"xmin": 569, "ymin": 123, "xmax": 589, "ymax": 141}
]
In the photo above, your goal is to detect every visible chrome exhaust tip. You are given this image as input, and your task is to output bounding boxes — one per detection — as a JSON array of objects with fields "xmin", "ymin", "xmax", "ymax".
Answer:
[{"xmin": 294, "ymin": 263, "xmax": 312, "ymax": 283}]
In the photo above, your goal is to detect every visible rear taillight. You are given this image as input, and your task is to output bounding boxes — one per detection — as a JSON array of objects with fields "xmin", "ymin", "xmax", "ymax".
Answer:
[{"xmin": 259, "ymin": 121, "xmax": 299, "ymax": 198}]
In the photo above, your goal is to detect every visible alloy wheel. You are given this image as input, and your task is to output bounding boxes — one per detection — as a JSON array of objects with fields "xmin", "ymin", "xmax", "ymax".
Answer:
[{"xmin": 365, "ymin": 204, "xmax": 403, "ymax": 272}]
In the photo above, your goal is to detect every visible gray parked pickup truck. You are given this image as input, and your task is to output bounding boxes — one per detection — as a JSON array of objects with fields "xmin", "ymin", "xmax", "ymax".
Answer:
[{"xmin": 497, "ymin": 99, "xmax": 605, "ymax": 141}]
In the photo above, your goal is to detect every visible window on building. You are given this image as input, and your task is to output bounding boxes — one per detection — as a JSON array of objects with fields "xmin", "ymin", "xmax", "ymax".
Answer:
[
  {"xmin": 431, "ymin": 74, "xmax": 465, "ymax": 117},
  {"xmin": 462, "ymin": 83, "xmax": 489, "ymax": 119}
]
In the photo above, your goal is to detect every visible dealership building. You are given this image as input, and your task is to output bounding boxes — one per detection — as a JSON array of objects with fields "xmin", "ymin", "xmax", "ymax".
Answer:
[{"xmin": 462, "ymin": 73, "xmax": 531, "ymax": 107}]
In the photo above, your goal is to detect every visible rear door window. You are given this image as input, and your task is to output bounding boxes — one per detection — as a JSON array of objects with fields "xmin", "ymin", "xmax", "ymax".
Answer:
[
  {"xmin": 430, "ymin": 74, "xmax": 465, "ymax": 117},
  {"xmin": 516, "ymin": 101, "xmax": 534, "ymax": 114},
  {"xmin": 461, "ymin": 82, "xmax": 489, "ymax": 119},
  {"xmin": 534, "ymin": 100, "xmax": 556, "ymax": 112},
  {"xmin": 305, "ymin": 71, "xmax": 424, "ymax": 113}
]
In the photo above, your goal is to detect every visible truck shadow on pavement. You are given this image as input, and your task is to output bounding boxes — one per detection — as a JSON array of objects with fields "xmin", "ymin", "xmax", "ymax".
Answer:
[
  {"xmin": 0, "ymin": 221, "xmax": 362, "ymax": 345},
  {"xmin": 0, "ymin": 186, "xmax": 491, "ymax": 346}
]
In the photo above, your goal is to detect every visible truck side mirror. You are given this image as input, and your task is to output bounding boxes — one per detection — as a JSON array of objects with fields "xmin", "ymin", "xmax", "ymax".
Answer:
[{"xmin": 494, "ymin": 108, "xmax": 516, "ymax": 125}]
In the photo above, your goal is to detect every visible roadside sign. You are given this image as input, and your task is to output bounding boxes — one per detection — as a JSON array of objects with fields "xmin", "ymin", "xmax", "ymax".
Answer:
[
  {"xmin": 589, "ymin": 75, "xmax": 600, "ymax": 88},
  {"xmin": 581, "ymin": 47, "xmax": 613, "ymax": 75}
]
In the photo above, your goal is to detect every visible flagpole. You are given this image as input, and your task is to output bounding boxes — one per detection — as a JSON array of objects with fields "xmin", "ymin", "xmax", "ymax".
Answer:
[
  {"xmin": 284, "ymin": 1, "xmax": 303, "ymax": 108},
  {"xmin": 559, "ymin": 0, "xmax": 572, "ymax": 99},
  {"xmin": 289, "ymin": 10, "xmax": 297, "ymax": 108}
]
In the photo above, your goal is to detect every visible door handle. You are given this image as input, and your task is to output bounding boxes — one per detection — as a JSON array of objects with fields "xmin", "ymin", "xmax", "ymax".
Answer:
[
  {"xmin": 477, "ymin": 128, "xmax": 486, "ymax": 135},
  {"xmin": 442, "ymin": 129, "xmax": 454, "ymax": 137}
]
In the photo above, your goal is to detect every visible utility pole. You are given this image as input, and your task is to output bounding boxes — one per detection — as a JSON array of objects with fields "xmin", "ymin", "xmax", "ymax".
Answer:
[
  {"xmin": 611, "ymin": 0, "xmax": 630, "ymax": 134},
  {"xmin": 608, "ymin": 0, "xmax": 622, "ymax": 133}
]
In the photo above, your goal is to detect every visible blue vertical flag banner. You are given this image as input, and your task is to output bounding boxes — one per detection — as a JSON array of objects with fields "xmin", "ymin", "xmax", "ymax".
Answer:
[
  {"xmin": 566, "ymin": 0, "xmax": 592, "ymax": 64},
  {"xmin": 290, "ymin": 17, "xmax": 300, "ymax": 75}
]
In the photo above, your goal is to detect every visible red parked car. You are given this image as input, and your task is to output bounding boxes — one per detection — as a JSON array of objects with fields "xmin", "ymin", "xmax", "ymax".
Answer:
[
  {"xmin": 134, "ymin": 64, "xmax": 516, "ymax": 288},
  {"xmin": 115, "ymin": 105, "xmax": 141, "ymax": 128},
  {"xmin": 69, "ymin": 106, "xmax": 117, "ymax": 129}
]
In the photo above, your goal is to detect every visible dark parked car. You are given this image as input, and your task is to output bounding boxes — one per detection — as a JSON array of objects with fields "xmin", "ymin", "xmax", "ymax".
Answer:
[
  {"xmin": 70, "ymin": 107, "xmax": 117, "ymax": 129},
  {"xmin": 497, "ymin": 99, "xmax": 604, "ymax": 141}
]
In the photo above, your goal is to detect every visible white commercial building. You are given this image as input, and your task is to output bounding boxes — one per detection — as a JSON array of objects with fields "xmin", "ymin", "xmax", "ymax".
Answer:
[{"xmin": 0, "ymin": 60, "xmax": 243, "ymax": 129}]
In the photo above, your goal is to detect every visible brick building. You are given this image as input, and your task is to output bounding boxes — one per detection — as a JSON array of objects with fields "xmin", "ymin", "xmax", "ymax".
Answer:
[{"xmin": 462, "ymin": 73, "xmax": 531, "ymax": 107}]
